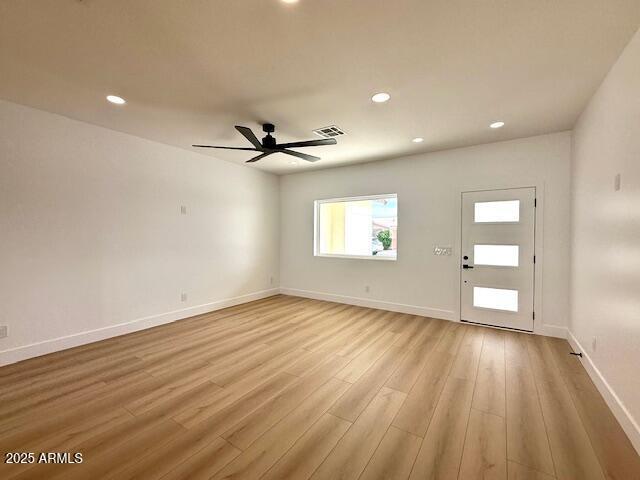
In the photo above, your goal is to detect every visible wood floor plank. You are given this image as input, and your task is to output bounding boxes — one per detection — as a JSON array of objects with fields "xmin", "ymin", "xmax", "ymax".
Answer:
[
  {"xmin": 507, "ymin": 461, "xmax": 556, "ymax": 480},
  {"xmin": 330, "ymin": 340, "xmax": 411, "ymax": 422},
  {"xmin": 359, "ymin": 426, "xmax": 422, "ymax": 480},
  {"xmin": 172, "ymin": 371, "xmax": 297, "ymax": 433},
  {"xmin": 261, "ymin": 413, "xmax": 351, "ymax": 480},
  {"xmin": 435, "ymin": 323, "xmax": 466, "ymax": 355},
  {"xmin": 391, "ymin": 349, "xmax": 455, "ymax": 437},
  {"xmin": 408, "ymin": 376, "xmax": 475, "ymax": 480},
  {"xmin": 504, "ymin": 341, "xmax": 555, "ymax": 476},
  {"xmin": 173, "ymin": 347, "xmax": 305, "ymax": 428},
  {"xmin": 449, "ymin": 325, "xmax": 485, "ymax": 380},
  {"xmin": 311, "ymin": 387, "xmax": 407, "ymax": 480},
  {"xmin": 212, "ymin": 377, "xmax": 350, "ymax": 480},
  {"xmin": 159, "ymin": 437, "xmax": 241, "ymax": 480},
  {"xmin": 57, "ymin": 419, "xmax": 186, "ymax": 480},
  {"xmin": 112, "ymin": 430, "xmax": 237, "ymax": 480},
  {"xmin": 222, "ymin": 354, "xmax": 350, "ymax": 450},
  {"xmin": 334, "ymin": 330, "xmax": 398, "ymax": 383},
  {"xmin": 0, "ymin": 370, "xmax": 159, "ymax": 442},
  {"xmin": 458, "ymin": 409, "xmax": 507, "ymax": 480},
  {"xmin": 385, "ymin": 334, "xmax": 441, "ymax": 393},
  {"xmin": 472, "ymin": 329, "xmax": 506, "ymax": 417}
]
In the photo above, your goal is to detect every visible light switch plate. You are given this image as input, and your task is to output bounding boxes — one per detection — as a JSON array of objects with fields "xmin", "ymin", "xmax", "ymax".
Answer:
[
  {"xmin": 433, "ymin": 246, "xmax": 452, "ymax": 256},
  {"xmin": 0, "ymin": 326, "xmax": 7, "ymax": 338}
]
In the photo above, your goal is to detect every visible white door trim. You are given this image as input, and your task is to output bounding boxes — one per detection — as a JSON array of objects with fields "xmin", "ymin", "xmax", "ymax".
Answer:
[{"xmin": 458, "ymin": 186, "xmax": 539, "ymax": 332}]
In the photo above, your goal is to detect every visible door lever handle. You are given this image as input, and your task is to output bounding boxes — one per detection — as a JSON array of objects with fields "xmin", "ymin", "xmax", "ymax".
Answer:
[{"xmin": 462, "ymin": 264, "xmax": 474, "ymax": 269}]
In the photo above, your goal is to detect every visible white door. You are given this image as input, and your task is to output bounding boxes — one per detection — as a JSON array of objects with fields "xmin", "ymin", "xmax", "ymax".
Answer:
[{"xmin": 460, "ymin": 188, "xmax": 536, "ymax": 331}]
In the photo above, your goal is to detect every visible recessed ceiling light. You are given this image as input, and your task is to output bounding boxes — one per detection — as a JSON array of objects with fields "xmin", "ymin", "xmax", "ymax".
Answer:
[
  {"xmin": 288, "ymin": 160, "xmax": 298, "ymax": 165},
  {"xmin": 371, "ymin": 92, "xmax": 390, "ymax": 103},
  {"xmin": 412, "ymin": 137, "xmax": 424, "ymax": 143},
  {"xmin": 490, "ymin": 121, "xmax": 505, "ymax": 129},
  {"xmin": 106, "ymin": 95, "xmax": 126, "ymax": 105},
  {"xmin": 281, "ymin": 0, "xmax": 298, "ymax": 3}
]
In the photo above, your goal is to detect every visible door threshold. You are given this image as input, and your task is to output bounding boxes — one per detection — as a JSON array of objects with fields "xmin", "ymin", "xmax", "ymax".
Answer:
[{"xmin": 460, "ymin": 319, "xmax": 533, "ymax": 334}]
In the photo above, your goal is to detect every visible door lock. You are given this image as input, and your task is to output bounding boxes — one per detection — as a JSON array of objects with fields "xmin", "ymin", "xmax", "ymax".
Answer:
[{"xmin": 462, "ymin": 264, "xmax": 474, "ymax": 269}]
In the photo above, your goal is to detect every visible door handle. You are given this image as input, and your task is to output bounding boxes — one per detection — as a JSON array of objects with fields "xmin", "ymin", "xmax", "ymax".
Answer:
[{"xmin": 462, "ymin": 264, "xmax": 474, "ymax": 269}]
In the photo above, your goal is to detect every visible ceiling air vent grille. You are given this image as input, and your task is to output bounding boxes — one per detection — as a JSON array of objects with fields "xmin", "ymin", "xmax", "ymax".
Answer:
[{"xmin": 313, "ymin": 125, "xmax": 346, "ymax": 139}]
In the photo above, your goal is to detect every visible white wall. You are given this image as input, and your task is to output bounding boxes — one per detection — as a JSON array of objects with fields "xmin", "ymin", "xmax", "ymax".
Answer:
[
  {"xmin": 280, "ymin": 132, "xmax": 572, "ymax": 337},
  {"xmin": 570, "ymin": 27, "xmax": 640, "ymax": 448},
  {"xmin": 0, "ymin": 99, "xmax": 280, "ymax": 365}
]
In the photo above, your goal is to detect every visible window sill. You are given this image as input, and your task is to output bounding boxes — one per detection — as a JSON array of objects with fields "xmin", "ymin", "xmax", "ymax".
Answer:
[{"xmin": 314, "ymin": 254, "xmax": 397, "ymax": 261}]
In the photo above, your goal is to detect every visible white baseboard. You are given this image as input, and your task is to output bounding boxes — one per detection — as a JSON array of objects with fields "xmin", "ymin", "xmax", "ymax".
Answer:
[
  {"xmin": 0, "ymin": 288, "xmax": 280, "ymax": 367},
  {"xmin": 535, "ymin": 324, "xmax": 567, "ymax": 339},
  {"xmin": 279, "ymin": 287, "xmax": 457, "ymax": 321},
  {"xmin": 567, "ymin": 330, "xmax": 640, "ymax": 454}
]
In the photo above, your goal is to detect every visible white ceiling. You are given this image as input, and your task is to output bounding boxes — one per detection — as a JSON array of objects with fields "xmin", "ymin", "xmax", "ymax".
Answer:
[{"xmin": 1, "ymin": 1, "xmax": 638, "ymax": 174}]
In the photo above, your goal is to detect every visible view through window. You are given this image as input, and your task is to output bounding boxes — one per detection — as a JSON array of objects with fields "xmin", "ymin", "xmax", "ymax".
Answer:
[{"xmin": 315, "ymin": 194, "xmax": 397, "ymax": 259}]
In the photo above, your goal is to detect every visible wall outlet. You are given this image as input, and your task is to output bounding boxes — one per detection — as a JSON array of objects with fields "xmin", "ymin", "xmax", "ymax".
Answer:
[
  {"xmin": 614, "ymin": 173, "xmax": 621, "ymax": 191},
  {"xmin": 365, "ymin": 285, "xmax": 370, "ymax": 293},
  {"xmin": 180, "ymin": 205, "xmax": 187, "ymax": 215},
  {"xmin": 592, "ymin": 336, "xmax": 597, "ymax": 353},
  {"xmin": 0, "ymin": 326, "xmax": 7, "ymax": 338},
  {"xmin": 181, "ymin": 293, "xmax": 188, "ymax": 302}
]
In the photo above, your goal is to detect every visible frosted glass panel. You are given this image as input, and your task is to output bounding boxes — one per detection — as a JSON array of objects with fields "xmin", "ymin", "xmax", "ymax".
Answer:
[
  {"xmin": 474, "ymin": 200, "xmax": 520, "ymax": 223},
  {"xmin": 474, "ymin": 244, "xmax": 519, "ymax": 267},
  {"xmin": 473, "ymin": 287, "xmax": 518, "ymax": 312}
]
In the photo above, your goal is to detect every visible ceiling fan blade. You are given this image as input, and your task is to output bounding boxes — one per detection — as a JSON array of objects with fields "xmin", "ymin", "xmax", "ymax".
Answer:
[
  {"xmin": 277, "ymin": 138, "xmax": 337, "ymax": 149},
  {"xmin": 282, "ymin": 149, "xmax": 321, "ymax": 162},
  {"xmin": 192, "ymin": 145, "xmax": 260, "ymax": 151},
  {"xmin": 246, "ymin": 152, "xmax": 272, "ymax": 163},
  {"xmin": 235, "ymin": 126, "xmax": 263, "ymax": 149}
]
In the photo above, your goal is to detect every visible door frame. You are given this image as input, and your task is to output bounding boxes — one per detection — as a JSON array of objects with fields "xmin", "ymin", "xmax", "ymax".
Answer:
[{"xmin": 457, "ymin": 185, "xmax": 540, "ymax": 333}]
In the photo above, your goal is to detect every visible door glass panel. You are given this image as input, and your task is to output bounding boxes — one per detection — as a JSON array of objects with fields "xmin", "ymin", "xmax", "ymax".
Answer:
[
  {"xmin": 474, "ymin": 200, "xmax": 520, "ymax": 223},
  {"xmin": 474, "ymin": 244, "xmax": 519, "ymax": 267},
  {"xmin": 473, "ymin": 287, "xmax": 518, "ymax": 312}
]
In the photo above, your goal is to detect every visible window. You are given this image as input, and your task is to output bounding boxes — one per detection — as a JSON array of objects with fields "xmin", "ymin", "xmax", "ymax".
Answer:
[
  {"xmin": 474, "ymin": 200, "xmax": 520, "ymax": 223},
  {"xmin": 473, "ymin": 244, "xmax": 519, "ymax": 267},
  {"xmin": 473, "ymin": 287, "xmax": 519, "ymax": 312},
  {"xmin": 314, "ymin": 194, "xmax": 397, "ymax": 260}
]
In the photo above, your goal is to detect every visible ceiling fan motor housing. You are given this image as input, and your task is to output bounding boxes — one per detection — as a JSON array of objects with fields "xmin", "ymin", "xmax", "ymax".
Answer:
[
  {"xmin": 262, "ymin": 123, "xmax": 277, "ymax": 148},
  {"xmin": 262, "ymin": 133, "xmax": 277, "ymax": 148},
  {"xmin": 262, "ymin": 123, "xmax": 276, "ymax": 148}
]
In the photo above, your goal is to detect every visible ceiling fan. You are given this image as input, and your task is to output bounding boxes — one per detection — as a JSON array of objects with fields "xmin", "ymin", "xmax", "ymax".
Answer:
[{"xmin": 193, "ymin": 123, "xmax": 336, "ymax": 163}]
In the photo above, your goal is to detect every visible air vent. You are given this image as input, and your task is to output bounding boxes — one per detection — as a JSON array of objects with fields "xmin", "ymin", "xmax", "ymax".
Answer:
[{"xmin": 313, "ymin": 125, "xmax": 346, "ymax": 139}]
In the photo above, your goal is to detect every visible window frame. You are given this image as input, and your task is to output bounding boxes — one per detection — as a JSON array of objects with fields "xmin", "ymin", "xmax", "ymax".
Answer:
[{"xmin": 313, "ymin": 193, "xmax": 398, "ymax": 261}]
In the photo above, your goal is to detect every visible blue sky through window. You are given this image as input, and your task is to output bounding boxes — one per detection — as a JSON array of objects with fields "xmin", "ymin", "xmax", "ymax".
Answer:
[{"xmin": 372, "ymin": 198, "xmax": 397, "ymax": 218}]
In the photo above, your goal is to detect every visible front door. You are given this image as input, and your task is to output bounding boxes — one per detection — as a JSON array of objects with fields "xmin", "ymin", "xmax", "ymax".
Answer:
[{"xmin": 460, "ymin": 188, "xmax": 536, "ymax": 331}]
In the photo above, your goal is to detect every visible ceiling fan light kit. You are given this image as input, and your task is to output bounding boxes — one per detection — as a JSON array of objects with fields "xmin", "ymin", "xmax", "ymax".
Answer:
[{"xmin": 193, "ymin": 123, "xmax": 337, "ymax": 163}]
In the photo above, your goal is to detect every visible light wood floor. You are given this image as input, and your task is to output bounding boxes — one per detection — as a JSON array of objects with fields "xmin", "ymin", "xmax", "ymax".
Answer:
[{"xmin": 1, "ymin": 295, "xmax": 638, "ymax": 480}]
